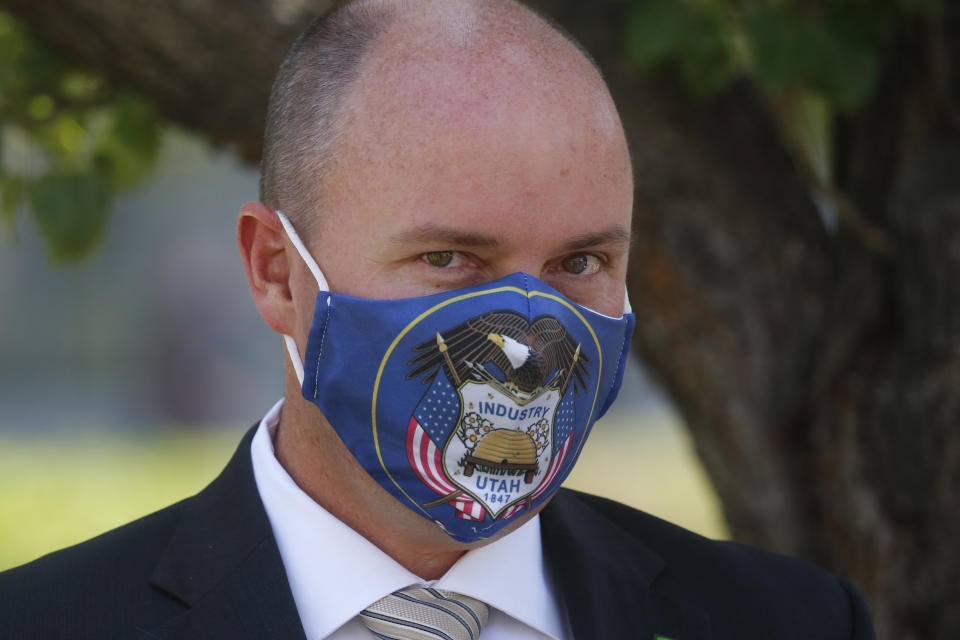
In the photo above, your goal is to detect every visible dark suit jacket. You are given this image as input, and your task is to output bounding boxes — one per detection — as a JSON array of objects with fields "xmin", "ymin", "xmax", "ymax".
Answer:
[{"xmin": 0, "ymin": 427, "xmax": 874, "ymax": 639}]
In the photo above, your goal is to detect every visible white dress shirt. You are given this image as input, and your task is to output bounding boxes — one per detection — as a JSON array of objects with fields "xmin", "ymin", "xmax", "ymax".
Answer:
[{"xmin": 251, "ymin": 399, "xmax": 572, "ymax": 640}]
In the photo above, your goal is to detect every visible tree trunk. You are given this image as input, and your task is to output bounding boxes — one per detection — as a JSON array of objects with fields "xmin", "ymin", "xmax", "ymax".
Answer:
[
  {"xmin": 538, "ymin": 4, "xmax": 960, "ymax": 637},
  {"xmin": 6, "ymin": 0, "xmax": 959, "ymax": 637}
]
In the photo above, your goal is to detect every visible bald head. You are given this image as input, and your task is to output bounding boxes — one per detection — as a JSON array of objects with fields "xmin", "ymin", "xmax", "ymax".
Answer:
[{"xmin": 260, "ymin": 0, "xmax": 626, "ymax": 232}]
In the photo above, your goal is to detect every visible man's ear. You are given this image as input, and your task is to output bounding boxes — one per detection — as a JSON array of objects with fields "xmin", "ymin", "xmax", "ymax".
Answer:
[{"xmin": 237, "ymin": 202, "xmax": 296, "ymax": 335}]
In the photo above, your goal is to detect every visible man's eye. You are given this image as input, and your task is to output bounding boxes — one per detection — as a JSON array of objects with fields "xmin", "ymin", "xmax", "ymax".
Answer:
[
  {"xmin": 561, "ymin": 254, "xmax": 601, "ymax": 275},
  {"xmin": 422, "ymin": 251, "xmax": 456, "ymax": 267}
]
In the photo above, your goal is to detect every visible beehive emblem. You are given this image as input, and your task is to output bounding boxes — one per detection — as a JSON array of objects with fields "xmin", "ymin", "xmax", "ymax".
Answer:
[
  {"xmin": 405, "ymin": 309, "xmax": 587, "ymax": 521},
  {"xmin": 464, "ymin": 428, "xmax": 539, "ymax": 483}
]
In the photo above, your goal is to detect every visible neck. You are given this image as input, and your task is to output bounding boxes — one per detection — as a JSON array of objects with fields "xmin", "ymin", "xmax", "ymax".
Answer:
[{"xmin": 274, "ymin": 389, "xmax": 469, "ymax": 580}]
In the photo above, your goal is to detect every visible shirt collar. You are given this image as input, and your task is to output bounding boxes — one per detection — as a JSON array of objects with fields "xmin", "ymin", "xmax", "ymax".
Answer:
[
  {"xmin": 251, "ymin": 398, "xmax": 565, "ymax": 640},
  {"xmin": 436, "ymin": 513, "xmax": 566, "ymax": 640}
]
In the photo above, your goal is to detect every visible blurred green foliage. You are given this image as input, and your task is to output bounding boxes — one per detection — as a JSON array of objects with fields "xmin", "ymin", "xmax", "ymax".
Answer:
[
  {"xmin": 0, "ymin": 10, "xmax": 162, "ymax": 262},
  {"xmin": 625, "ymin": 0, "xmax": 941, "ymax": 109},
  {"xmin": 625, "ymin": 0, "xmax": 942, "ymax": 189},
  {"xmin": 0, "ymin": 3, "xmax": 944, "ymax": 262}
]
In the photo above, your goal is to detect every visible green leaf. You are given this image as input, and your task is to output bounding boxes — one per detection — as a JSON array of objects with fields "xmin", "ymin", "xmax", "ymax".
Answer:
[
  {"xmin": 745, "ymin": 8, "xmax": 880, "ymax": 111},
  {"xmin": 28, "ymin": 170, "xmax": 112, "ymax": 262},
  {"xmin": 27, "ymin": 93, "xmax": 54, "ymax": 120},
  {"xmin": 826, "ymin": 3, "xmax": 897, "ymax": 47},
  {"xmin": 626, "ymin": 0, "xmax": 714, "ymax": 69},
  {"xmin": 0, "ymin": 10, "xmax": 165, "ymax": 263},
  {"xmin": 679, "ymin": 37, "xmax": 738, "ymax": 97},
  {"xmin": 96, "ymin": 95, "xmax": 162, "ymax": 189},
  {"xmin": 745, "ymin": 9, "xmax": 816, "ymax": 92},
  {"xmin": 626, "ymin": 0, "xmax": 735, "ymax": 96},
  {"xmin": 814, "ymin": 36, "xmax": 879, "ymax": 112},
  {"xmin": 59, "ymin": 71, "xmax": 105, "ymax": 103}
]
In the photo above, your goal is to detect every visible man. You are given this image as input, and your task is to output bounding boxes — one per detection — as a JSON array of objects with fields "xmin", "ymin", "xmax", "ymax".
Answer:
[{"xmin": 0, "ymin": 1, "xmax": 874, "ymax": 638}]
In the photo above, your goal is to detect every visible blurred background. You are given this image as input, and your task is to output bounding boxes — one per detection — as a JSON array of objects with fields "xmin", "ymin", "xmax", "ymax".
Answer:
[
  {"xmin": 0, "ymin": 125, "xmax": 725, "ymax": 568},
  {"xmin": 2, "ymin": 2, "xmax": 959, "ymax": 638}
]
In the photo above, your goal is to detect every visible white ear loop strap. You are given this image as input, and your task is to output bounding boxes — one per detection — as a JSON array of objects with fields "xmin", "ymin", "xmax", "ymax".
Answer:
[
  {"xmin": 276, "ymin": 210, "xmax": 329, "ymax": 291},
  {"xmin": 622, "ymin": 286, "xmax": 632, "ymax": 315},
  {"xmin": 276, "ymin": 210, "xmax": 329, "ymax": 387}
]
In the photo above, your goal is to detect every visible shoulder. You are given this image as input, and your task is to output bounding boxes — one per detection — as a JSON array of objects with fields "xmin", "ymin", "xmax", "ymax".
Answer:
[
  {"xmin": 0, "ymin": 425, "xmax": 266, "ymax": 639},
  {"xmin": 0, "ymin": 499, "xmax": 189, "ymax": 639},
  {"xmin": 547, "ymin": 489, "xmax": 874, "ymax": 639},
  {"xmin": 570, "ymin": 489, "xmax": 828, "ymax": 583}
]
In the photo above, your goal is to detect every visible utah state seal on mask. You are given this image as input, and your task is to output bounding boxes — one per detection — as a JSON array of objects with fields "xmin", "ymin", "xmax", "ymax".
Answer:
[
  {"xmin": 294, "ymin": 272, "xmax": 634, "ymax": 544},
  {"xmin": 403, "ymin": 309, "xmax": 589, "ymax": 524}
]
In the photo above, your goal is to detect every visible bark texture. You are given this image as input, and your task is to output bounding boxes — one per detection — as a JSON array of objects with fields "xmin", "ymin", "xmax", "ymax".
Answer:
[{"xmin": 6, "ymin": 0, "xmax": 958, "ymax": 637}]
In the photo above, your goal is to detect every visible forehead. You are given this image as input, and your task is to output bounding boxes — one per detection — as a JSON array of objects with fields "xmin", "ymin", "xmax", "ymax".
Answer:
[
  {"xmin": 314, "ymin": 8, "xmax": 632, "ymax": 242},
  {"xmin": 346, "ymin": 10, "xmax": 620, "ymax": 148}
]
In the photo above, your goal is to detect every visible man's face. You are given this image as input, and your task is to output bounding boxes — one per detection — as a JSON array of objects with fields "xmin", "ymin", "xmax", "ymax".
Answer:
[
  {"xmin": 252, "ymin": 20, "xmax": 636, "ymax": 556},
  {"xmin": 291, "ymin": 37, "xmax": 633, "ymax": 335}
]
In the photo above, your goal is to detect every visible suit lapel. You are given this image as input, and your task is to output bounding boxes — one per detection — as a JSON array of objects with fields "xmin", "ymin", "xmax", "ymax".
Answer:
[
  {"xmin": 137, "ymin": 430, "xmax": 711, "ymax": 639},
  {"xmin": 541, "ymin": 490, "xmax": 711, "ymax": 640},
  {"xmin": 142, "ymin": 427, "xmax": 306, "ymax": 640}
]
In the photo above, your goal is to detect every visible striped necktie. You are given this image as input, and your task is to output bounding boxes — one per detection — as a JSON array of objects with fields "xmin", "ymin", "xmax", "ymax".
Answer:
[{"xmin": 359, "ymin": 587, "xmax": 489, "ymax": 640}]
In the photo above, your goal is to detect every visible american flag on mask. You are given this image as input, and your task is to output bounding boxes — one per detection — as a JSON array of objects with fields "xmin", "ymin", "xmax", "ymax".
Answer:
[{"xmin": 405, "ymin": 373, "xmax": 487, "ymax": 520}]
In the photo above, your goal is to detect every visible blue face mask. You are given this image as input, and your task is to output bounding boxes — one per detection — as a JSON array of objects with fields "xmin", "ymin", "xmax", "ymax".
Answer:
[{"xmin": 277, "ymin": 212, "xmax": 635, "ymax": 543}]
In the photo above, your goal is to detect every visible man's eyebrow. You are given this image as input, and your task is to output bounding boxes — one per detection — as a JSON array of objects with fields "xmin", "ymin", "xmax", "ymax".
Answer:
[
  {"xmin": 562, "ymin": 227, "xmax": 632, "ymax": 252},
  {"xmin": 390, "ymin": 225, "xmax": 501, "ymax": 248},
  {"xmin": 390, "ymin": 224, "xmax": 632, "ymax": 251}
]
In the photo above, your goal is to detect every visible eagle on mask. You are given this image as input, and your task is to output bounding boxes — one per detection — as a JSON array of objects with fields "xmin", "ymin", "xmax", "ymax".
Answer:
[{"xmin": 406, "ymin": 310, "xmax": 590, "ymax": 398}]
